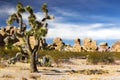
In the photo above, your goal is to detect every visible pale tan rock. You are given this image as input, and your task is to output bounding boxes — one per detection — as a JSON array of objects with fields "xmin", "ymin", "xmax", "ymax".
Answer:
[
  {"xmin": 72, "ymin": 38, "xmax": 81, "ymax": 52},
  {"xmin": 98, "ymin": 42, "xmax": 110, "ymax": 52},
  {"xmin": 6, "ymin": 26, "xmax": 14, "ymax": 33},
  {"xmin": 53, "ymin": 37, "xmax": 64, "ymax": 51},
  {"xmin": 82, "ymin": 38, "xmax": 97, "ymax": 52},
  {"xmin": 64, "ymin": 44, "xmax": 73, "ymax": 52},
  {"xmin": 99, "ymin": 42, "xmax": 108, "ymax": 46},
  {"xmin": 10, "ymin": 27, "xmax": 16, "ymax": 35},
  {"xmin": 111, "ymin": 41, "xmax": 120, "ymax": 52},
  {"xmin": 1, "ymin": 27, "xmax": 6, "ymax": 32},
  {"xmin": 0, "ymin": 30, "xmax": 7, "ymax": 37}
]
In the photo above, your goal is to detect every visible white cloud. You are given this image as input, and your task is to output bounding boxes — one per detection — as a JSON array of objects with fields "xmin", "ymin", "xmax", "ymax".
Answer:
[
  {"xmin": 0, "ymin": 6, "xmax": 16, "ymax": 15},
  {"xmin": 45, "ymin": 8, "xmax": 120, "ymax": 40},
  {"xmin": 1, "ymin": 5, "xmax": 120, "ymax": 41},
  {"xmin": 46, "ymin": 22, "xmax": 120, "ymax": 40}
]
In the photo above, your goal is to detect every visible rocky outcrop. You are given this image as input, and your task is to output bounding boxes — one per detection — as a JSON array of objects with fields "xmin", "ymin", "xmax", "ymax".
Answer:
[
  {"xmin": 0, "ymin": 26, "xmax": 19, "ymax": 46},
  {"xmin": 47, "ymin": 37, "xmax": 65, "ymax": 51},
  {"xmin": 72, "ymin": 38, "xmax": 82, "ymax": 52},
  {"xmin": 64, "ymin": 44, "xmax": 73, "ymax": 52},
  {"xmin": 0, "ymin": 26, "xmax": 47, "ymax": 49},
  {"xmin": 82, "ymin": 38, "xmax": 97, "ymax": 52},
  {"xmin": 53, "ymin": 37, "xmax": 64, "ymax": 51},
  {"xmin": 0, "ymin": 26, "xmax": 120, "ymax": 53},
  {"xmin": 98, "ymin": 42, "xmax": 111, "ymax": 52},
  {"xmin": 111, "ymin": 41, "xmax": 120, "ymax": 52}
]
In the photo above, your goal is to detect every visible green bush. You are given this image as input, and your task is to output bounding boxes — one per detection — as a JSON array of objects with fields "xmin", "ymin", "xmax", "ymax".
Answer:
[
  {"xmin": 1, "ymin": 47, "xmax": 120, "ymax": 65},
  {"xmin": 87, "ymin": 52, "xmax": 115, "ymax": 64},
  {"xmin": 0, "ymin": 46, "xmax": 19, "ymax": 60},
  {"xmin": 38, "ymin": 50, "xmax": 87, "ymax": 62}
]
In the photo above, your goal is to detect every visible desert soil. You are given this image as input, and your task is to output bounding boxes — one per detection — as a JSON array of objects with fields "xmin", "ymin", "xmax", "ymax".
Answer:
[{"xmin": 0, "ymin": 59, "xmax": 120, "ymax": 80}]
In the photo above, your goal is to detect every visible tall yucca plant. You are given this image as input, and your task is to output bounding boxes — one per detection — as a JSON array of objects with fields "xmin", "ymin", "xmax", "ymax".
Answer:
[{"xmin": 6, "ymin": 2, "xmax": 54, "ymax": 72}]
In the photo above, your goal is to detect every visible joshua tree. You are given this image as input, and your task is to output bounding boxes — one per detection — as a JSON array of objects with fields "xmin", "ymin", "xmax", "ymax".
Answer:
[{"xmin": 6, "ymin": 2, "xmax": 54, "ymax": 72}]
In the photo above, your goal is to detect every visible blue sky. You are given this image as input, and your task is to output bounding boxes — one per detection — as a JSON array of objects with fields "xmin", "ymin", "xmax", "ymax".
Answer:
[{"xmin": 0, "ymin": 0, "xmax": 120, "ymax": 46}]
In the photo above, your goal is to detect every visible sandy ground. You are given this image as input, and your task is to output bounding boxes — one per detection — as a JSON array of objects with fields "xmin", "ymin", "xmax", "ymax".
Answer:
[{"xmin": 0, "ymin": 59, "xmax": 120, "ymax": 80}]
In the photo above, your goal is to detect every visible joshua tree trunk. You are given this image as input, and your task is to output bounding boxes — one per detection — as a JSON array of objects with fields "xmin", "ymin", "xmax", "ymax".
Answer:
[
  {"xmin": 26, "ymin": 35, "xmax": 40, "ymax": 72},
  {"xmin": 30, "ymin": 51, "xmax": 38, "ymax": 72}
]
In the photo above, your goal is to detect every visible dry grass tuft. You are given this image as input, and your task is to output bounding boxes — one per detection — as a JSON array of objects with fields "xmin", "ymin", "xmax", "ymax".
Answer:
[
  {"xmin": 0, "ymin": 63, "xmax": 7, "ymax": 68},
  {"xmin": 21, "ymin": 77, "xmax": 27, "ymax": 80},
  {"xmin": 65, "ymin": 69, "xmax": 108, "ymax": 75},
  {"xmin": 1, "ymin": 74, "xmax": 15, "ymax": 78},
  {"xmin": 29, "ymin": 74, "xmax": 41, "ymax": 80}
]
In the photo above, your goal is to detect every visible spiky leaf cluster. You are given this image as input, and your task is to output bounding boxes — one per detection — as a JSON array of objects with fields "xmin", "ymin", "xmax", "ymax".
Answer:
[
  {"xmin": 41, "ymin": 3, "xmax": 48, "ymax": 13},
  {"xmin": 25, "ymin": 5, "xmax": 33, "ymax": 14},
  {"xmin": 16, "ymin": 2, "xmax": 25, "ymax": 13},
  {"xmin": 6, "ymin": 13, "xmax": 17, "ymax": 25},
  {"xmin": 34, "ymin": 27, "xmax": 48, "ymax": 38},
  {"xmin": 28, "ymin": 14, "xmax": 36, "ymax": 28}
]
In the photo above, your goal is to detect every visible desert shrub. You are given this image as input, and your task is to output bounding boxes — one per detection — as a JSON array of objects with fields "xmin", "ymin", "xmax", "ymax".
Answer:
[
  {"xmin": 1, "ymin": 47, "xmax": 120, "ymax": 65},
  {"xmin": 113, "ymin": 52, "xmax": 120, "ymax": 59},
  {"xmin": 87, "ymin": 52, "xmax": 115, "ymax": 64},
  {"xmin": 38, "ymin": 50, "xmax": 87, "ymax": 62},
  {"xmin": 29, "ymin": 74, "xmax": 41, "ymax": 80},
  {"xmin": 0, "ymin": 46, "xmax": 19, "ymax": 60}
]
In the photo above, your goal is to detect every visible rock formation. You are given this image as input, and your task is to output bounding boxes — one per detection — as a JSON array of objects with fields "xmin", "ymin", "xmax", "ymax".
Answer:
[
  {"xmin": 82, "ymin": 38, "xmax": 97, "ymax": 52},
  {"xmin": 64, "ymin": 44, "xmax": 73, "ymax": 52},
  {"xmin": 72, "ymin": 38, "xmax": 82, "ymax": 52},
  {"xmin": 0, "ymin": 26, "xmax": 120, "ymax": 53},
  {"xmin": 53, "ymin": 37, "xmax": 64, "ymax": 51},
  {"xmin": 47, "ymin": 37, "xmax": 65, "ymax": 51},
  {"xmin": 111, "ymin": 41, "xmax": 120, "ymax": 52},
  {"xmin": 98, "ymin": 42, "xmax": 110, "ymax": 52},
  {"xmin": 0, "ymin": 26, "xmax": 19, "ymax": 46},
  {"xmin": 0, "ymin": 26, "xmax": 47, "ymax": 49}
]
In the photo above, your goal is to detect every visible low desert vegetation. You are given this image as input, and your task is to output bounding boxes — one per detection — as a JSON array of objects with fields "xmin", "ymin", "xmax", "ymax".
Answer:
[
  {"xmin": 38, "ymin": 50, "xmax": 120, "ymax": 64},
  {"xmin": 86, "ymin": 52, "xmax": 115, "ymax": 64},
  {"xmin": 65, "ymin": 69, "xmax": 108, "ymax": 75},
  {"xmin": 0, "ymin": 47, "xmax": 120, "ymax": 65},
  {"xmin": 0, "ymin": 46, "xmax": 19, "ymax": 60}
]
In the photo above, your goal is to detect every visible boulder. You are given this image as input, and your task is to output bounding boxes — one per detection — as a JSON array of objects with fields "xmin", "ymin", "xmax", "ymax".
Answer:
[
  {"xmin": 53, "ymin": 37, "xmax": 63, "ymax": 45},
  {"xmin": 99, "ymin": 42, "xmax": 108, "ymax": 46},
  {"xmin": 53, "ymin": 37, "xmax": 64, "ymax": 51},
  {"xmin": 64, "ymin": 44, "xmax": 73, "ymax": 52},
  {"xmin": 98, "ymin": 42, "xmax": 110, "ymax": 52},
  {"xmin": 82, "ymin": 38, "xmax": 97, "ymax": 52},
  {"xmin": 0, "ymin": 27, "xmax": 6, "ymax": 32},
  {"xmin": 0, "ymin": 30, "xmax": 7, "ymax": 37},
  {"xmin": 72, "ymin": 38, "xmax": 82, "ymax": 52},
  {"xmin": 6, "ymin": 26, "xmax": 14, "ymax": 34},
  {"xmin": 111, "ymin": 41, "xmax": 120, "ymax": 52},
  {"xmin": 10, "ymin": 27, "xmax": 16, "ymax": 35}
]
